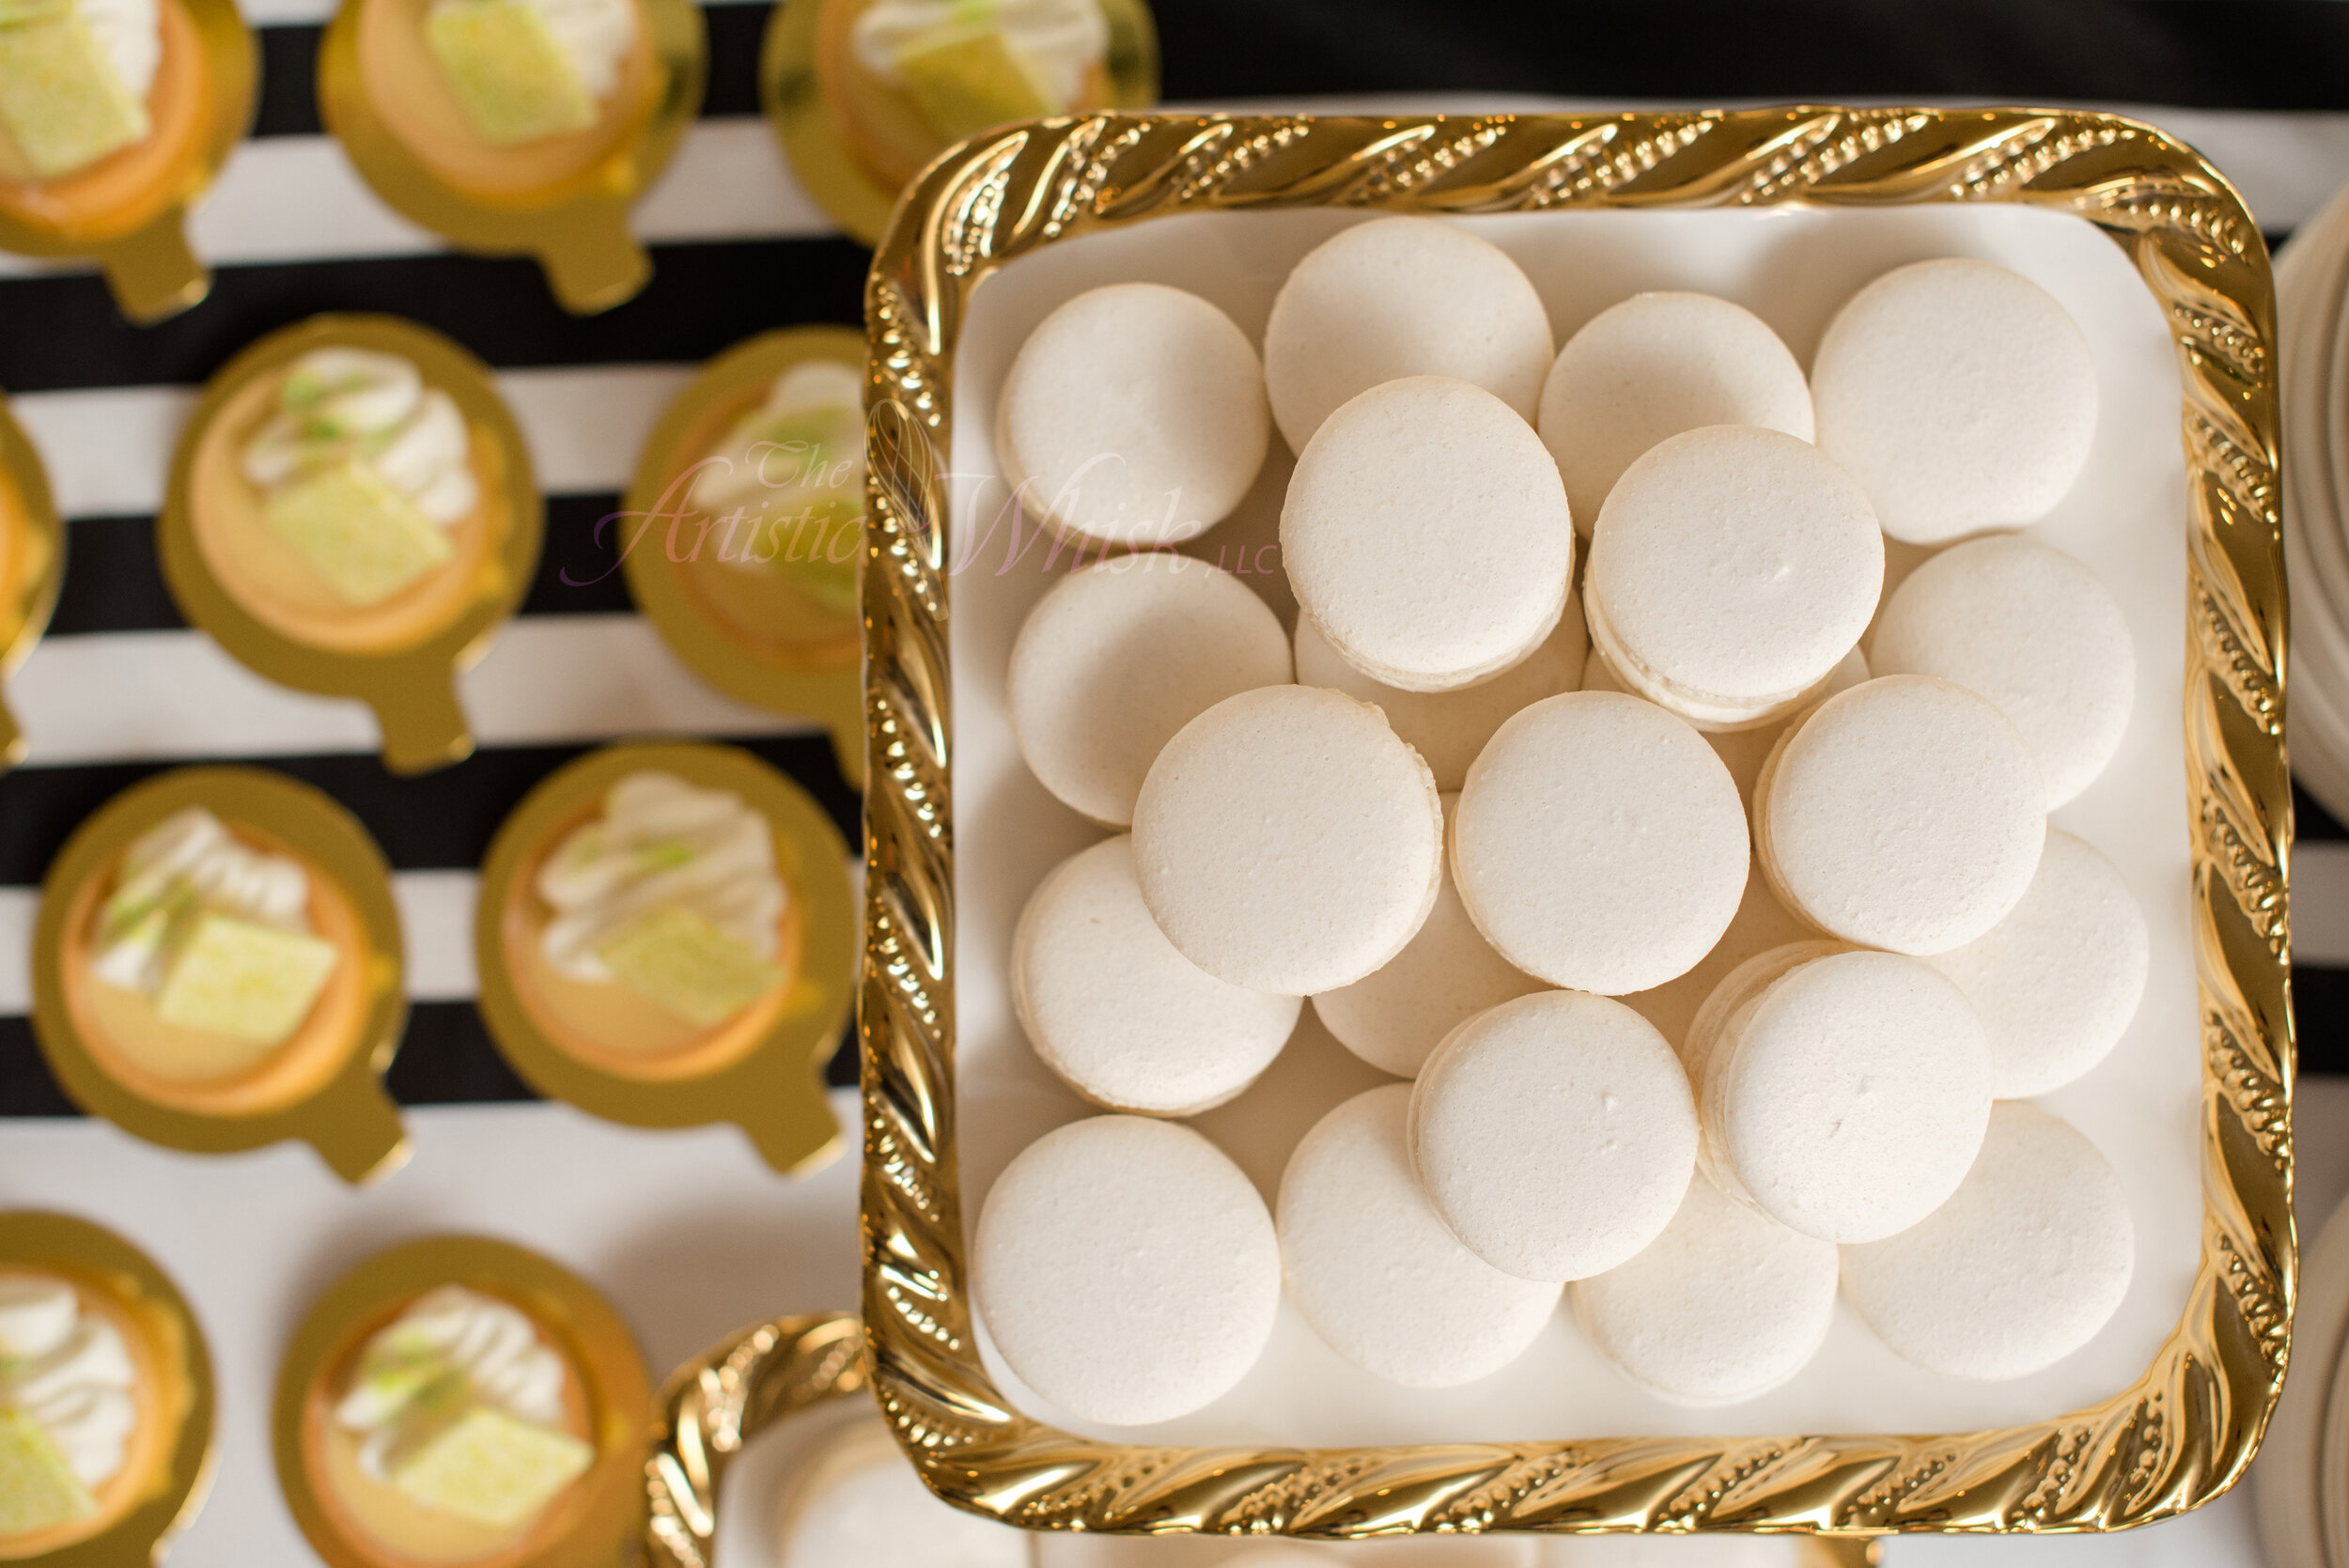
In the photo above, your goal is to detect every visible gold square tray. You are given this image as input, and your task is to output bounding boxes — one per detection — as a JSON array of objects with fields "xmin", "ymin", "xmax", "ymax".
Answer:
[{"xmin": 852, "ymin": 107, "xmax": 2293, "ymax": 1541}]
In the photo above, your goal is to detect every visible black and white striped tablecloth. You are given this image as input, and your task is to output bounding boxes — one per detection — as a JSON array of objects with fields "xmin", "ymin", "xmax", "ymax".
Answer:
[{"xmin": 0, "ymin": 0, "xmax": 2344, "ymax": 1124}]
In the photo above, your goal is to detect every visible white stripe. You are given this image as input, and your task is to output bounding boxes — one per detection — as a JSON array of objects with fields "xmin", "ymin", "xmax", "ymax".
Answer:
[
  {"xmin": 0, "ymin": 119, "xmax": 835, "ymax": 277},
  {"xmin": 2295, "ymin": 842, "xmax": 2349, "ymax": 968},
  {"xmin": 10, "ymin": 364, "xmax": 692, "ymax": 517},
  {"xmin": 391, "ymin": 869, "xmax": 477, "ymax": 1000},
  {"xmin": 6, "ymin": 615, "xmax": 816, "ymax": 766}
]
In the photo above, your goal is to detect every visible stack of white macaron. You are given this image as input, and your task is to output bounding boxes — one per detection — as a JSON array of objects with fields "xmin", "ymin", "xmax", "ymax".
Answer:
[
  {"xmin": 976, "ymin": 216, "xmax": 2150, "ymax": 1429},
  {"xmin": 2276, "ymin": 177, "xmax": 2349, "ymax": 823}
]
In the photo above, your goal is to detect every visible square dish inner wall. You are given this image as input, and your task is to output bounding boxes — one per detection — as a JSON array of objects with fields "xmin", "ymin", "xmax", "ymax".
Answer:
[
  {"xmin": 946, "ymin": 201, "xmax": 2192, "ymax": 1447},
  {"xmin": 856, "ymin": 111, "xmax": 2289, "ymax": 1537}
]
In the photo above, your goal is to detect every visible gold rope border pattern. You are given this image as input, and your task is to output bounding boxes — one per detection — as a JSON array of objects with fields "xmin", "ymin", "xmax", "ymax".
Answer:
[{"xmin": 853, "ymin": 108, "xmax": 2295, "ymax": 1538}]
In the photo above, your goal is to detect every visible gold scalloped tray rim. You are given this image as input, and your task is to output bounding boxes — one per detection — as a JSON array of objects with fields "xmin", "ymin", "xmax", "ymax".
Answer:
[
  {"xmin": 759, "ymin": 0, "xmax": 1161, "ymax": 249},
  {"xmin": 314, "ymin": 0, "xmax": 705, "ymax": 313},
  {"xmin": 0, "ymin": 0, "xmax": 256, "ymax": 321},
  {"xmin": 27, "ymin": 764, "xmax": 412, "ymax": 1185},
  {"xmin": 0, "ymin": 392, "xmax": 65, "ymax": 770},
  {"xmin": 620, "ymin": 325, "xmax": 870, "ymax": 785},
  {"xmin": 471, "ymin": 738, "xmax": 858, "ymax": 1176},
  {"xmin": 0, "ymin": 1209, "xmax": 217, "ymax": 1568},
  {"xmin": 157, "ymin": 312, "xmax": 546, "ymax": 775},
  {"xmin": 270, "ymin": 1233, "xmax": 652, "ymax": 1568},
  {"xmin": 851, "ymin": 106, "xmax": 2295, "ymax": 1539}
]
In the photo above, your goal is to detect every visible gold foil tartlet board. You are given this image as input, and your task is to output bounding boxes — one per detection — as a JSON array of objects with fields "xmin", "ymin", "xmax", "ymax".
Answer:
[
  {"xmin": 622, "ymin": 325, "xmax": 868, "ymax": 787},
  {"xmin": 158, "ymin": 313, "xmax": 544, "ymax": 774},
  {"xmin": 854, "ymin": 110, "xmax": 2293, "ymax": 1541},
  {"xmin": 641, "ymin": 1312, "xmax": 865, "ymax": 1568},
  {"xmin": 0, "ymin": 393, "xmax": 64, "ymax": 771},
  {"xmin": 0, "ymin": 1211, "xmax": 215, "ymax": 1568},
  {"xmin": 0, "ymin": 0, "xmax": 255, "ymax": 321},
  {"xmin": 30, "ymin": 765, "xmax": 411, "ymax": 1184},
  {"xmin": 316, "ymin": 0, "xmax": 705, "ymax": 313},
  {"xmin": 474, "ymin": 739, "xmax": 857, "ymax": 1175},
  {"xmin": 272, "ymin": 1234, "xmax": 652, "ymax": 1568},
  {"xmin": 761, "ymin": 0, "xmax": 1159, "ymax": 247}
]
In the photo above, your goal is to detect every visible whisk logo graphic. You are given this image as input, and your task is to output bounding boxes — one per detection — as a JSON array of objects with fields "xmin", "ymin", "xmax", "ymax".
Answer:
[
  {"xmin": 944, "ymin": 448, "xmax": 1280, "ymax": 581},
  {"xmin": 561, "ymin": 427, "xmax": 864, "ymax": 585}
]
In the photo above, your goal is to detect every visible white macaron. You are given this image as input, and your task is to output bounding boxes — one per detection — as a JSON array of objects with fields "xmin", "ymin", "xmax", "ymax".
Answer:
[
  {"xmin": 1311, "ymin": 795, "xmax": 1545, "ymax": 1078},
  {"xmin": 1409, "ymin": 990, "xmax": 1698, "ymax": 1282},
  {"xmin": 1842, "ymin": 1102, "xmax": 2135, "ymax": 1381},
  {"xmin": 1571, "ymin": 1172, "xmax": 1838, "ymax": 1405},
  {"xmin": 1453, "ymin": 691, "xmax": 1748, "ymax": 995},
  {"xmin": 1688, "ymin": 944, "xmax": 1992, "ymax": 1245},
  {"xmin": 1132, "ymin": 684, "xmax": 1443, "ymax": 994},
  {"xmin": 1013, "ymin": 836, "xmax": 1302, "ymax": 1116},
  {"xmin": 1538, "ymin": 292, "xmax": 1815, "ymax": 535},
  {"xmin": 1922, "ymin": 829, "xmax": 2150, "ymax": 1098},
  {"xmin": 1869, "ymin": 534, "xmax": 2136, "ymax": 807},
  {"xmin": 1283, "ymin": 376, "xmax": 1576, "ymax": 693},
  {"xmin": 996, "ymin": 282, "xmax": 1270, "ymax": 546},
  {"xmin": 1755, "ymin": 675, "xmax": 2046, "ymax": 955},
  {"xmin": 1292, "ymin": 598, "xmax": 1587, "ymax": 793},
  {"xmin": 1584, "ymin": 426, "xmax": 1884, "ymax": 729},
  {"xmin": 973, "ymin": 1115, "xmax": 1280, "ymax": 1425},
  {"xmin": 1280, "ymin": 1084, "xmax": 1563, "ymax": 1388},
  {"xmin": 1811, "ymin": 258, "xmax": 2099, "ymax": 545},
  {"xmin": 1007, "ymin": 554, "xmax": 1292, "ymax": 826},
  {"xmin": 1262, "ymin": 216, "xmax": 1554, "ymax": 451}
]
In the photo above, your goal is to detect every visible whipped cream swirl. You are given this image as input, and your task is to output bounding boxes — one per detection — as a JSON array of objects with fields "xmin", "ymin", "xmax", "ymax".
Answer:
[
  {"xmin": 333, "ymin": 1285, "xmax": 569, "ymax": 1481},
  {"xmin": 0, "ymin": 1274, "xmax": 138, "ymax": 1490},
  {"xmin": 241, "ymin": 348, "xmax": 478, "ymax": 527},
  {"xmin": 90, "ymin": 806, "xmax": 314, "ymax": 996},
  {"xmin": 851, "ymin": 0, "xmax": 1108, "ymax": 108},
  {"xmin": 73, "ymin": 0, "xmax": 161, "ymax": 103},
  {"xmin": 535, "ymin": 771, "xmax": 786, "ymax": 983}
]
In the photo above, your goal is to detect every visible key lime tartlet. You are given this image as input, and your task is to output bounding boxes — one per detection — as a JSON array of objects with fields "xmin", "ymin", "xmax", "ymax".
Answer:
[
  {"xmin": 56, "ymin": 802, "xmax": 373, "ymax": 1119},
  {"xmin": 505, "ymin": 768, "xmax": 798, "ymax": 1079},
  {"xmin": 0, "ymin": 1267, "xmax": 179, "ymax": 1555},
  {"xmin": 186, "ymin": 343, "xmax": 506, "ymax": 657}
]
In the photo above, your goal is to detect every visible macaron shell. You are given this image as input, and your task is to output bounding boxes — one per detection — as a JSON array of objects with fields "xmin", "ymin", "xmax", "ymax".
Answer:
[
  {"xmin": 972, "ymin": 1115, "xmax": 1281, "ymax": 1425},
  {"xmin": 1292, "ymin": 599, "xmax": 1586, "ymax": 793},
  {"xmin": 996, "ymin": 281, "xmax": 1270, "ymax": 545},
  {"xmin": 1538, "ymin": 290, "xmax": 1816, "ymax": 536},
  {"xmin": 1262, "ymin": 216, "xmax": 1555, "ymax": 452},
  {"xmin": 1310, "ymin": 795, "xmax": 1546, "ymax": 1079},
  {"xmin": 1571, "ymin": 1172, "xmax": 1839, "ymax": 1405},
  {"xmin": 1811, "ymin": 257, "xmax": 2099, "ymax": 545},
  {"xmin": 1921, "ymin": 828, "xmax": 2150, "ymax": 1098},
  {"xmin": 1132, "ymin": 684, "xmax": 1444, "ymax": 994},
  {"xmin": 1453, "ymin": 691, "xmax": 1749, "ymax": 995},
  {"xmin": 1756, "ymin": 675, "xmax": 2046, "ymax": 955},
  {"xmin": 1283, "ymin": 376, "xmax": 1575, "ymax": 693},
  {"xmin": 1585, "ymin": 425, "xmax": 1883, "ymax": 720},
  {"xmin": 1704, "ymin": 948, "xmax": 1993, "ymax": 1244},
  {"xmin": 1278, "ymin": 1084, "xmax": 1563, "ymax": 1388},
  {"xmin": 1012, "ymin": 836, "xmax": 1302, "ymax": 1116},
  {"xmin": 1869, "ymin": 533, "xmax": 2136, "ymax": 808},
  {"xmin": 1841, "ymin": 1102, "xmax": 2135, "ymax": 1381},
  {"xmin": 1006, "ymin": 554, "xmax": 1292, "ymax": 827},
  {"xmin": 1409, "ymin": 990, "xmax": 1699, "ymax": 1282}
]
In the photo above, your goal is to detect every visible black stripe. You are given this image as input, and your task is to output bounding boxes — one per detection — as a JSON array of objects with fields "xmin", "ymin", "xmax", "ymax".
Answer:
[
  {"xmin": 247, "ymin": 5, "xmax": 770, "ymax": 140},
  {"xmin": 0, "ymin": 734, "xmax": 858, "ymax": 885},
  {"xmin": 0, "ymin": 1003, "xmax": 856, "ymax": 1113},
  {"xmin": 2299, "ymin": 781, "xmax": 2348, "ymax": 843},
  {"xmin": 1158, "ymin": 0, "xmax": 2349, "ymax": 112},
  {"xmin": 2296, "ymin": 965, "xmax": 2349, "ymax": 1075},
  {"xmin": 46, "ymin": 497, "xmax": 639, "ymax": 636},
  {"xmin": 0, "ymin": 238, "xmax": 869, "ymax": 395}
]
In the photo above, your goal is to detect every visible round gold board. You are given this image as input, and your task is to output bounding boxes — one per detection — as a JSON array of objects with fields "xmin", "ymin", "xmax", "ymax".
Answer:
[
  {"xmin": 0, "ymin": 0, "xmax": 256, "ymax": 322},
  {"xmin": 317, "ymin": 0, "xmax": 706, "ymax": 313},
  {"xmin": 0, "ymin": 392, "xmax": 64, "ymax": 772},
  {"xmin": 622, "ymin": 325, "xmax": 867, "ymax": 787},
  {"xmin": 158, "ymin": 313, "xmax": 544, "ymax": 775},
  {"xmin": 30, "ymin": 766, "xmax": 411, "ymax": 1185},
  {"xmin": 473, "ymin": 739, "xmax": 857, "ymax": 1175}
]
